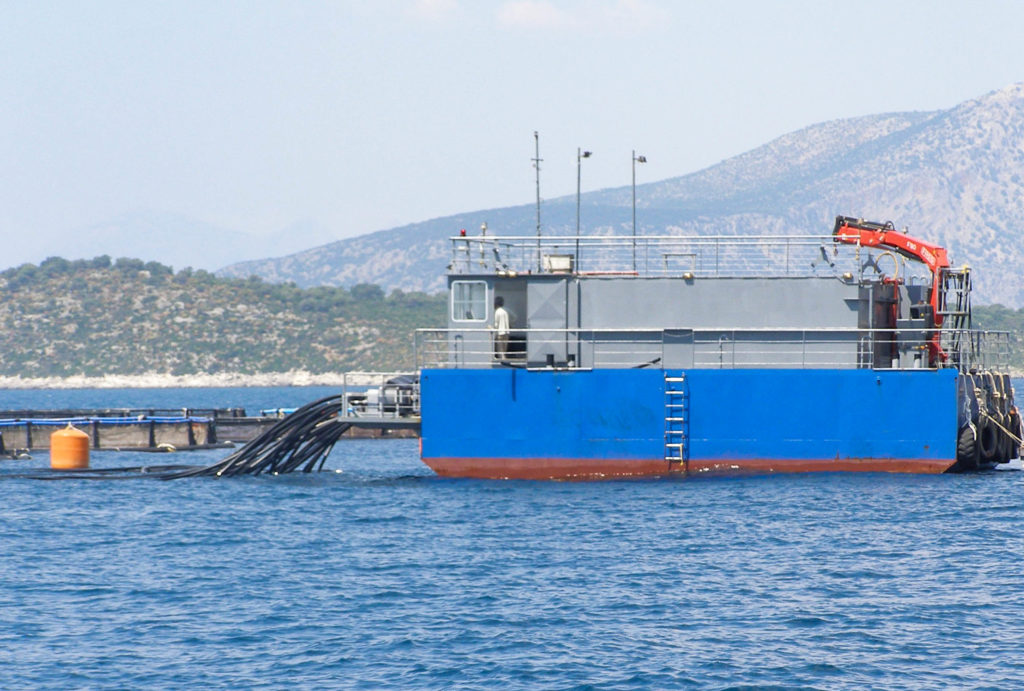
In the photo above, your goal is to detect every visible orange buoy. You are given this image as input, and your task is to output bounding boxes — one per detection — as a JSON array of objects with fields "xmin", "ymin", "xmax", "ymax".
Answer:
[{"xmin": 51, "ymin": 424, "xmax": 90, "ymax": 470}]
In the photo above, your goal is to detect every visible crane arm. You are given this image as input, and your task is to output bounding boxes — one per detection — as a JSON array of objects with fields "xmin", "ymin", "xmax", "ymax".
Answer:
[
  {"xmin": 832, "ymin": 215, "xmax": 957, "ymax": 366},
  {"xmin": 832, "ymin": 216, "xmax": 950, "ymax": 276},
  {"xmin": 832, "ymin": 216, "xmax": 951, "ymax": 327}
]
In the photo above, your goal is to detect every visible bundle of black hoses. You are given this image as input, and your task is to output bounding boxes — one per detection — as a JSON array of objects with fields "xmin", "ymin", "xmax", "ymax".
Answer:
[
  {"xmin": 165, "ymin": 394, "xmax": 348, "ymax": 478},
  {"xmin": 2, "ymin": 394, "xmax": 349, "ymax": 481}
]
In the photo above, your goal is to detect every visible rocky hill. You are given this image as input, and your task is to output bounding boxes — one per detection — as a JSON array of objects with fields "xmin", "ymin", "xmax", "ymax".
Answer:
[
  {"xmin": 218, "ymin": 83, "xmax": 1024, "ymax": 307},
  {"xmin": 0, "ymin": 257, "xmax": 444, "ymax": 378}
]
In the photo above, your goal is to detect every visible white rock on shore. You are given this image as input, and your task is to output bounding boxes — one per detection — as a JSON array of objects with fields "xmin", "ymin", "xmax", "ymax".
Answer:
[{"xmin": 0, "ymin": 370, "xmax": 402, "ymax": 389}]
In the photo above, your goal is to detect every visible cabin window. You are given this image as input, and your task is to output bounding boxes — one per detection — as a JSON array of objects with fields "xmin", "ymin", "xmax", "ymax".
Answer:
[{"xmin": 451, "ymin": 281, "xmax": 487, "ymax": 322}]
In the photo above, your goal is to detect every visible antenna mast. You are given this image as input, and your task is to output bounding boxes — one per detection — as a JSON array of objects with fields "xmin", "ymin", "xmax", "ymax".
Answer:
[{"xmin": 532, "ymin": 130, "xmax": 542, "ymax": 271}]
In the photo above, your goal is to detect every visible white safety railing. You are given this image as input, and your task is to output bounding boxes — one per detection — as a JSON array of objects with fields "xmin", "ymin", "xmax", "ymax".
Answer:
[
  {"xmin": 447, "ymin": 234, "xmax": 933, "ymax": 282},
  {"xmin": 414, "ymin": 328, "xmax": 1011, "ymax": 373},
  {"xmin": 338, "ymin": 371, "xmax": 419, "ymax": 419}
]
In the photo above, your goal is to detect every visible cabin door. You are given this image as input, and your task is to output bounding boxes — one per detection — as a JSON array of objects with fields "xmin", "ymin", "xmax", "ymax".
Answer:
[{"xmin": 526, "ymin": 279, "xmax": 569, "ymax": 366}]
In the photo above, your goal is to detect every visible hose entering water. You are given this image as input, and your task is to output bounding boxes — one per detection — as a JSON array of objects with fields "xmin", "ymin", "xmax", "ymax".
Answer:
[
  {"xmin": 2, "ymin": 395, "xmax": 349, "ymax": 481},
  {"xmin": 164, "ymin": 394, "xmax": 348, "ymax": 478}
]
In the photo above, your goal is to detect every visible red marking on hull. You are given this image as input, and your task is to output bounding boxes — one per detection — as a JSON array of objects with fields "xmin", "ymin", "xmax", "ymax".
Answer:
[{"xmin": 421, "ymin": 456, "xmax": 956, "ymax": 480}]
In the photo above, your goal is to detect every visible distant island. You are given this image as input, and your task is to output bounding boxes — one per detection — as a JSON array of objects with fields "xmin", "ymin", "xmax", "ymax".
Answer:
[{"xmin": 0, "ymin": 256, "xmax": 445, "ymax": 386}]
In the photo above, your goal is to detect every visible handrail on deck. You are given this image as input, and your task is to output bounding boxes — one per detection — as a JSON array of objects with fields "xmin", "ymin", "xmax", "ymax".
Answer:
[
  {"xmin": 414, "ymin": 327, "xmax": 1012, "ymax": 373},
  {"xmin": 338, "ymin": 371, "xmax": 420, "ymax": 420},
  {"xmin": 446, "ymin": 234, "xmax": 935, "ymax": 281}
]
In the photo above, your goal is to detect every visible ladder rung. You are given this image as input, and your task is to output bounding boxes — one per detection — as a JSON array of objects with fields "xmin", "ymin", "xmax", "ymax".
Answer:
[
  {"xmin": 665, "ymin": 416, "xmax": 686, "ymax": 421},
  {"xmin": 664, "ymin": 377, "xmax": 686, "ymax": 383}
]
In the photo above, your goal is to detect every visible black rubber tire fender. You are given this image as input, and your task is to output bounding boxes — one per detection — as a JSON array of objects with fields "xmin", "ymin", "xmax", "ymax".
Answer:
[
  {"xmin": 995, "ymin": 412, "xmax": 1013, "ymax": 464},
  {"xmin": 978, "ymin": 416, "xmax": 999, "ymax": 463},
  {"xmin": 1007, "ymin": 409, "xmax": 1022, "ymax": 460},
  {"xmin": 957, "ymin": 424, "xmax": 979, "ymax": 471}
]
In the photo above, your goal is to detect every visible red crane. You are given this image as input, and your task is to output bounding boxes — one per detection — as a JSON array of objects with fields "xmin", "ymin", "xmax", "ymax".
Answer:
[
  {"xmin": 832, "ymin": 216, "xmax": 957, "ymax": 365},
  {"xmin": 832, "ymin": 215, "xmax": 952, "ymax": 325}
]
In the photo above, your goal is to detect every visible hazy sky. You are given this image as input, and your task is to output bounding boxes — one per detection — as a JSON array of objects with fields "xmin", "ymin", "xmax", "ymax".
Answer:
[{"xmin": 3, "ymin": 0, "xmax": 1024, "ymax": 266}]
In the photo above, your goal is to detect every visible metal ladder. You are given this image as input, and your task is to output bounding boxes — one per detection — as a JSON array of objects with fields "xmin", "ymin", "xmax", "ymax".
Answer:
[
  {"xmin": 664, "ymin": 372, "xmax": 687, "ymax": 466},
  {"xmin": 938, "ymin": 267, "xmax": 972, "ymax": 329},
  {"xmin": 938, "ymin": 267, "xmax": 972, "ymax": 369}
]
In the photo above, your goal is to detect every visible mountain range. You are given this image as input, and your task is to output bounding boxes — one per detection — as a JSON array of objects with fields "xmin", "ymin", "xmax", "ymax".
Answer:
[
  {"xmin": 20, "ymin": 211, "xmax": 337, "ymax": 273},
  {"xmin": 217, "ymin": 83, "xmax": 1024, "ymax": 307}
]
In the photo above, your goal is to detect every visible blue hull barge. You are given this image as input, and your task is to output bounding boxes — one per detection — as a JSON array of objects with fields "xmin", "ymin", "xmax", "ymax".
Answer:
[{"xmin": 416, "ymin": 216, "xmax": 1019, "ymax": 479}]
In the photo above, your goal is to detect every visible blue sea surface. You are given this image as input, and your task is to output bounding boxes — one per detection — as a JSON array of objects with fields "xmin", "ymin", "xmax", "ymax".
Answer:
[{"xmin": 2, "ymin": 386, "xmax": 1024, "ymax": 689}]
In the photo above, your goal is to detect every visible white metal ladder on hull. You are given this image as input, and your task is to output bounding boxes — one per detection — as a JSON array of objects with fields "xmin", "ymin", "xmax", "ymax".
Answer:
[{"xmin": 664, "ymin": 372, "xmax": 687, "ymax": 466}]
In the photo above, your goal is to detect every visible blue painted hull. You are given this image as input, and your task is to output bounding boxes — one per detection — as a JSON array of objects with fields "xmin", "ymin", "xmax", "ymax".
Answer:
[{"xmin": 419, "ymin": 368, "xmax": 959, "ymax": 479}]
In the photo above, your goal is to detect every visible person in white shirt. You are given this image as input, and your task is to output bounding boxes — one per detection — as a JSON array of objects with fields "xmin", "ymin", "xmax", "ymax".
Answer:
[{"xmin": 493, "ymin": 296, "xmax": 510, "ymax": 360}]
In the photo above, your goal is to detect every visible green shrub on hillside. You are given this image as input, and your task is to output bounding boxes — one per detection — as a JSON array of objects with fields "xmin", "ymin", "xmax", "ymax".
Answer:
[{"xmin": 0, "ymin": 257, "xmax": 446, "ymax": 377}]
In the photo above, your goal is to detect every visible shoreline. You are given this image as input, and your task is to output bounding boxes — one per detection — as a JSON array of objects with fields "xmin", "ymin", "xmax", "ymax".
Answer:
[
  {"xmin": 0, "ymin": 368, "xmax": 1020, "ymax": 390},
  {"xmin": 0, "ymin": 371, "xmax": 374, "ymax": 390}
]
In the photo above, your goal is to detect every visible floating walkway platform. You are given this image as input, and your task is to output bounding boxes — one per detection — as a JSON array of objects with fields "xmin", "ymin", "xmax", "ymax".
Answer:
[
  {"xmin": 0, "ymin": 410, "xmax": 223, "ymax": 452},
  {"xmin": 0, "ymin": 395, "xmax": 414, "ymax": 479},
  {"xmin": 0, "ymin": 406, "xmax": 419, "ymax": 454}
]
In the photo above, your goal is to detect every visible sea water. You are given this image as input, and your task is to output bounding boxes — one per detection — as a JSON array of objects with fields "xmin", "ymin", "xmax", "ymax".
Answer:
[{"xmin": 1, "ymin": 386, "xmax": 1024, "ymax": 689}]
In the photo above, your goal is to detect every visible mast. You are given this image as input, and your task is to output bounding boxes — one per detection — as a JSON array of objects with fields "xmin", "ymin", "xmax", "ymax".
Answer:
[{"xmin": 533, "ymin": 131, "xmax": 542, "ymax": 271}]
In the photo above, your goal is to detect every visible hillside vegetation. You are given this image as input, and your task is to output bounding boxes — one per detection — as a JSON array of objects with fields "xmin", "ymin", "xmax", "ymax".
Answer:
[
  {"xmin": 973, "ymin": 304, "xmax": 1024, "ymax": 366},
  {"xmin": 0, "ymin": 256, "xmax": 445, "ymax": 378}
]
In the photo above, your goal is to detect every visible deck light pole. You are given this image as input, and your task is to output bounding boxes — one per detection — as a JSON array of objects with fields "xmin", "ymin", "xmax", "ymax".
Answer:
[
  {"xmin": 576, "ymin": 147, "xmax": 592, "ymax": 268},
  {"xmin": 632, "ymin": 150, "xmax": 646, "ymax": 273}
]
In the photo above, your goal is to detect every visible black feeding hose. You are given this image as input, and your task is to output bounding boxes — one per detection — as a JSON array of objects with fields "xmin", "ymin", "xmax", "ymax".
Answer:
[{"xmin": 2, "ymin": 394, "xmax": 349, "ymax": 481}]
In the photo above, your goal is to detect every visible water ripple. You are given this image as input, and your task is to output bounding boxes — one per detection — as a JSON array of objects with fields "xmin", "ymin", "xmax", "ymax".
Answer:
[{"xmin": 3, "ymin": 438, "xmax": 1024, "ymax": 688}]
